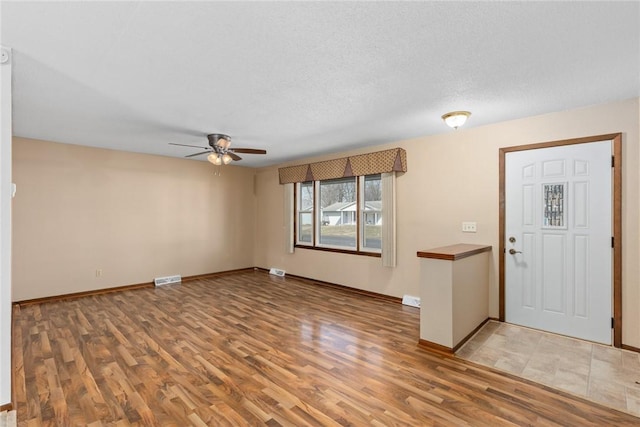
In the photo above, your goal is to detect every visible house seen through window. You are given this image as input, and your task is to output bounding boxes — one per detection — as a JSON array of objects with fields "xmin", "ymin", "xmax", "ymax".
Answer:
[{"xmin": 296, "ymin": 174, "xmax": 382, "ymax": 254}]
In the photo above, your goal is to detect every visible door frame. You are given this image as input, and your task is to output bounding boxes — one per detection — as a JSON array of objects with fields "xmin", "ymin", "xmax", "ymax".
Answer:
[{"xmin": 499, "ymin": 133, "xmax": 622, "ymax": 347}]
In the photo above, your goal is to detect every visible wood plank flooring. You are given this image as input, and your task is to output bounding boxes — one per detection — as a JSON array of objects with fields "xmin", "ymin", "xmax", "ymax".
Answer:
[{"xmin": 12, "ymin": 271, "xmax": 640, "ymax": 426}]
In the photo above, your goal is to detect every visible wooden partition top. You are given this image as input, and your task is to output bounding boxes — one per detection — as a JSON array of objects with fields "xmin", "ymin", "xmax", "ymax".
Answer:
[{"xmin": 417, "ymin": 244, "xmax": 491, "ymax": 261}]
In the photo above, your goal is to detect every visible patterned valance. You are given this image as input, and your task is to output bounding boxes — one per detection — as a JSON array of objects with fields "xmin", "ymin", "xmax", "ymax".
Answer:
[{"xmin": 278, "ymin": 148, "xmax": 407, "ymax": 184}]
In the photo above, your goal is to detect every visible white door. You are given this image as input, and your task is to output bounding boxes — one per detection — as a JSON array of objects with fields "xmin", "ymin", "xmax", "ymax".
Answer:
[{"xmin": 505, "ymin": 141, "xmax": 612, "ymax": 344}]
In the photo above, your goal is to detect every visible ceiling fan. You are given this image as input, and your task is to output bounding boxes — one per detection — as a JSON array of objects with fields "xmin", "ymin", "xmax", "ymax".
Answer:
[{"xmin": 169, "ymin": 133, "xmax": 266, "ymax": 165}]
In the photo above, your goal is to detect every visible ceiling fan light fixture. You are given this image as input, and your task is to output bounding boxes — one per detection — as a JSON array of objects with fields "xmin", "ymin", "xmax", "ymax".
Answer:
[
  {"xmin": 208, "ymin": 153, "xmax": 222, "ymax": 165},
  {"xmin": 171, "ymin": 133, "xmax": 265, "ymax": 164},
  {"xmin": 442, "ymin": 111, "xmax": 471, "ymax": 129}
]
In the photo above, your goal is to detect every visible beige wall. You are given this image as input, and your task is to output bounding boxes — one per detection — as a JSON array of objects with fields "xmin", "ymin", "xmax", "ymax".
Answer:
[
  {"xmin": 254, "ymin": 98, "xmax": 640, "ymax": 348},
  {"xmin": 418, "ymin": 252, "xmax": 490, "ymax": 349},
  {"xmin": 451, "ymin": 253, "xmax": 490, "ymax": 347},
  {"xmin": 12, "ymin": 137, "xmax": 256, "ymax": 301}
]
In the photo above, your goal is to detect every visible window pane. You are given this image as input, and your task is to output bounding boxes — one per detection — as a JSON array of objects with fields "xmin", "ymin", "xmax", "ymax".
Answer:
[
  {"xmin": 297, "ymin": 182, "xmax": 313, "ymax": 244},
  {"xmin": 298, "ymin": 213, "xmax": 312, "ymax": 243},
  {"xmin": 362, "ymin": 174, "xmax": 382, "ymax": 250},
  {"xmin": 319, "ymin": 177, "xmax": 356, "ymax": 248}
]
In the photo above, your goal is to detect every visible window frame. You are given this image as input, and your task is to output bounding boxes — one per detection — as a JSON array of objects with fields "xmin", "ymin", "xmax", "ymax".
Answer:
[{"xmin": 294, "ymin": 174, "xmax": 382, "ymax": 257}]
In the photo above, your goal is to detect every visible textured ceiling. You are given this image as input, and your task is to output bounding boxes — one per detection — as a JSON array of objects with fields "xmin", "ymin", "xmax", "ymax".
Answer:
[{"xmin": 1, "ymin": 1, "xmax": 639, "ymax": 167}]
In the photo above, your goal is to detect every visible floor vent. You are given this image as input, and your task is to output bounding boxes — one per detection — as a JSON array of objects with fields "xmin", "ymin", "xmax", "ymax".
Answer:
[
  {"xmin": 402, "ymin": 295, "xmax": 421, "ymax": 308},
  {"xmin": 154, "ymin": 275, "xmax": 181, "ymax": 287},
  {"xmin": 269, "ymin": 268, "xmax": 285, "ymax": 277}
]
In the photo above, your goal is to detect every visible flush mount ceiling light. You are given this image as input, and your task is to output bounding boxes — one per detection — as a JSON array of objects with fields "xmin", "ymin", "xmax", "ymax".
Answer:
[{"xmin": 441, "ymin": 111, "xmax": 471, "ymax": 129}]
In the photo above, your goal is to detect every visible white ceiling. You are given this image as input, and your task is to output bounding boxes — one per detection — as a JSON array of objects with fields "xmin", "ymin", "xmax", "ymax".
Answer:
[{"xmin": 1, "ymin": 1, "xmax": 639, "ymax": 167}]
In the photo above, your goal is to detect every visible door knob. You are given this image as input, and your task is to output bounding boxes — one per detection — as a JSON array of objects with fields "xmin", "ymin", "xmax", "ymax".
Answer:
[{"xmin": 509, "ymin": 248, "xmax": 522, "ymax": 255}]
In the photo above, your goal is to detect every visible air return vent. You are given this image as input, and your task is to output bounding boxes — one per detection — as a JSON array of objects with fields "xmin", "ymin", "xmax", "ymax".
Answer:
[
  {"xmin": 269, "ymin": 268, "xmax": 285, "ymax": 277},
  {"xmin": 154, "ymin": 275, "xmax": 181, "ymax": 287},
  {"xmin": 402, "ymin": 295, "xmax": 421, "ymax": 308}
]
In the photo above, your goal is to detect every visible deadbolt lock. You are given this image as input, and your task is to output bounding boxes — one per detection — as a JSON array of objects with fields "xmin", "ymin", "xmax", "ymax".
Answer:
[{"xmin": 509, "ymin": 236, "xmax": 516, "ymax": 243}]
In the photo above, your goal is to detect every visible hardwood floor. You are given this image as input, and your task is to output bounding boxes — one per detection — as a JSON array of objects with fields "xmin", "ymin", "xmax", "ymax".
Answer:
[{"xmin": 12, "ymin": 271, "xmax": 639, "ymax": 426}]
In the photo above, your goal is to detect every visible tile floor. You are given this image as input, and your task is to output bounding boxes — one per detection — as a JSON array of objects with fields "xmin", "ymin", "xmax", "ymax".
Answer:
[
  {"xmin": 0, "ymin": 410, "xmax": 16, "ymax": 427},
  {"xmin": 456, "ymin": 321, "xmax": 640, "ymax": 417}
]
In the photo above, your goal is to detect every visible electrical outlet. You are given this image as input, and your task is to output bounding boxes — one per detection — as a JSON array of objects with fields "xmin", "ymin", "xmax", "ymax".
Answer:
[
  {"xmin": 462, "ymin": 222, "xmax": 477, "ymax": 233},
  {"xmin": 96, "ymin": 269, "xmax": 102, "ymax": 277}
]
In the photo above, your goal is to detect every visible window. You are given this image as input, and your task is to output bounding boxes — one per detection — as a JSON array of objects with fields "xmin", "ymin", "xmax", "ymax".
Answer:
[
  {"xmin": 319, "ymin": 177, "xmax": 357, "ymax": 248},
  {"xmin": 281, "ymin": 148, "xmax": 404, "ymax": 265},
  {"xmin": 297, "ymin": 181, "xmax": 314, "ymax": 244},
  {"xmin": 296, "ymin": 174, "xmax": 382, "ymax": 255},
  {"xmin": 361, "ymin": 174, "xmax": 382, "ymax": 251}
]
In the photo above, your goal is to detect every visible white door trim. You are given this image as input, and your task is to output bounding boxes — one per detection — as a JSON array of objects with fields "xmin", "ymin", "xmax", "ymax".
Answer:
[
  {"xmin": 499, "ymin": 133, "xmax": 623, "ymax": 347},
  {"xmin": 0, "ymin": 45, "xmax": 13, "ymax": 407}
]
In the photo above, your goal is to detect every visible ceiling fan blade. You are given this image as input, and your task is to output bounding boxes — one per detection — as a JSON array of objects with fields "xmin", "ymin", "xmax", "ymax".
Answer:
[
  {"xmin": 185, "ymin": 150, "xmax": 212, "ymax": 158},
  {"xmin": 227, "ymin": 151, "xmax": 242, "ymax": 162},
  {"xmin": 170, "ymin": 143, "xmax": 210, "ymax": 149},
  {"xmin": 228, "ymin": 152, "xmax": 242, "ymax": 161},
  {"xmin": 230, "ymin": 148, "xmax": 267, "ymax": 155}
]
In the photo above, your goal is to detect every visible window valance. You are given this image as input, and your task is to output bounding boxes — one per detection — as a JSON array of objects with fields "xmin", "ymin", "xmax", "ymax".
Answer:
[{"xmin": 278, "ymin": 148, "xmax": 407, "ymax": 184}]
